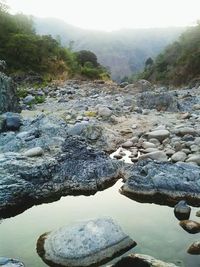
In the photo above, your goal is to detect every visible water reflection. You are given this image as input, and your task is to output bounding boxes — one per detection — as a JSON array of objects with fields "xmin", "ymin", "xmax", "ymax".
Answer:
[{"xmin": 0, "ymin": 181, "xmax": 199, "ymax": 266}]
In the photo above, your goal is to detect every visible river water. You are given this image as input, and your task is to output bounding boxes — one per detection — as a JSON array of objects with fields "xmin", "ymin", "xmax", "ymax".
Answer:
[{"xmin": 0, "ymin": 180, "xmax": 200, "ymax": 266}]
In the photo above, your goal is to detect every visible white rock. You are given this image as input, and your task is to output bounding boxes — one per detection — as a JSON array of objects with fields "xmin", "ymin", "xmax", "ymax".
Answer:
[
  {"xmin": 171, "ymin": 151, "xmax": 187, "ymax": 162},
  {"xmin": 186, "ymin": 155, "xmax": 200, "ymax": 165},
  {"xmin": 142, "ymin": 142, "xmax": 156, "ymax": 149},
  {"xmin": 24, "ymin": 147, "xmax": 44, "ymax": 157},
  {"xmin": 148, "ymin": 130, "xmax": 170, "ymax": 142},
  {"xmin": 139, "ymin": 151, "xmax": 168, "ymax": 161},
  {"xmin": 37, "ymin": 218, "xmax": 136, "ymax": 267}
]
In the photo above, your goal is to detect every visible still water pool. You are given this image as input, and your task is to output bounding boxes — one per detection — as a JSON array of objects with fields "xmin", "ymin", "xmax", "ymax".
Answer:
[{"xmin": 0, "ymin": 180, "xmax": 200, "ymax": 267}]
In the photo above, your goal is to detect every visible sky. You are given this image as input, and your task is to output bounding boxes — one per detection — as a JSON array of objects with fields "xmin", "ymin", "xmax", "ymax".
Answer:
[{"xmin": 6, "ymin": 0, "xmax": 200, "ymax": 31}]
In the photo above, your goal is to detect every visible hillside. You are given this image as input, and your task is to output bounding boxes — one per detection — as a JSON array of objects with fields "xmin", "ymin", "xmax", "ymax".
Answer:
[
  {"xmin": 0, "ymin": 6, "xmax": 108, "ymax": 82},
  {"xmin": 34, "ymin": 17, "xmax": 184, "ymax": 81},
  {"xmin": 141, "ymin": 23, "xmax": 200, "ymax": 86}
]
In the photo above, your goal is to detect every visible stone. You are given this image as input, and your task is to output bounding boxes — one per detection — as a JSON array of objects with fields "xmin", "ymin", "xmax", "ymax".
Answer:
[
  {"xmin": 186, "ymin": 155, "xmax": 200, "ymax": 166},
  {"xmin": 137, "ymin": 91, "xmax": 179, "ymax": 112},
  {"xmin": 171, "ymin": 151, "xmax": 187, "ymax": 162},
  {"xmin": 37, "ymin": 218, "xmax": 136, "ymax": 267},
  {"xmin": 112, "ymin": 253, "xmax": 178, "ymax": 267},
  {"xmin": 139, "ymin": 151, "xmax": 168, "ymax": 161},
  {"xmin": 148, "ymin": 130, "xmax": 170, "ymax": 142},
  {"xmin": 179, "ymin": 220, "xmax": 200, "ymax": 234},
  {"xmin": 4, "ymin": 114, "xmax": 21, "ymax": 131},
  {"xmin": 24, "ymin": 147, "xmax": 44, "ymax": 157},
  {"xmin": 196, "ymin": 210, "xmax": 200, "ymax": 217},
  {"xmin": 23, "ymin": 94, "xmax": 35, "ymax": 104},
  {"xmin": 142, "ymin": 142, "xmax": 156, "ymax": 149},
  {"xmin": 122, "ymin": 140, "xmax": 133, "ymax": 148},
  {"xmin": 174, "ymin": 200, "xmax": 191, "ymax": 220},
  {"xmin": 98, "ymin": 106, "xmax": 112, "ymax": 118},
  {"xmin": 187, "ymin": 241, "xmax": 200, "ymax": 255},
  {"xmin": 0, "ymin": 72, "xmax": 21, "ymax": 114},
  {"xmin": 0, "ymin": 257, "xmax": 24, "ymax": 266},
  {"xmin": 121, "ymin": 159, "xmax": 200, "ymax": 206},
  {"xmin": 165, "ymin": 149, "xmax": 175, "ymax": 156},
  {"xmin": 175, "ymin": 127, "xmax": 197, "ymax": 137}
]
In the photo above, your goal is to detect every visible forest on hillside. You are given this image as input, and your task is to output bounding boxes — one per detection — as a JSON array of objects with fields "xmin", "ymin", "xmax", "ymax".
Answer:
[
  {"xmin": 0, "ymin": 1, "xmax": 109, "ymax": 81},
  {"xmin": 141, "ymin": 23, "xmax": 200, "ymax": 86}
]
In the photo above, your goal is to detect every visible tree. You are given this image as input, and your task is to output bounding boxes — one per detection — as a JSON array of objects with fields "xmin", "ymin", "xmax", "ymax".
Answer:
[{"xmin": 76, "ymin": 50, "xmax": 99, "ymax": 67}]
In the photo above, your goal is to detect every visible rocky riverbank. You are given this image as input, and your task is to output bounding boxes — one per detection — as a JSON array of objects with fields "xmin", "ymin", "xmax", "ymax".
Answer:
[{"xmin": 1, "ymin": 77, "xmax": 200, "ymax": 266}]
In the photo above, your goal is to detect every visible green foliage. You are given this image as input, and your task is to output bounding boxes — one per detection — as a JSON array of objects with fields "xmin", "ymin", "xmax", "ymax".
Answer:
[
  {"xmin": 140, "ymin": 24, "xmax": 200, "ymax": 85},
  {"xmin": 0, "ymin": 5, "xmax": 108, "ymax": 81}
]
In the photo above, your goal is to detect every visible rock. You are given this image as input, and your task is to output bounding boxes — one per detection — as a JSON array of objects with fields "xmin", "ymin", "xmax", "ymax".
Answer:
[
  {"xmin": 23, "ymin": 94, "xmax": 35, "ymax": 104},
  {"xmin": 187, "ymin": 241, "xmax": 200, "ymax": 255},
  {"xmin": 179, "ymin": 220, "xmax": 200, "ymax": 234},
  {"xmin": 0, "ymin": 72, "xmax": 21, "ymax": 114},
  {"xmin": 124, "ymin": 80, "xmax": 152, "ymax": 93},
  {"xmin": 112, "ymin": 253, "xmax": 178, "ymax": 267},
  {"xmin": 98, "ymin": 106, "xmax": 112, "ymax": 118},
  {"xmin": 0, "ymin": 115, "xmax": 6, "ymax": 132},
  {"xmin": 4, "ymin": 113, "xmax": 21, "ymax": 131},
  {"xmin": 196, "ymin": 210, "xmax": 200, "ymax": 217},
  {"xmin": 0, "ymin": 136, "xmax": 121, "ymax": 217},
  {"xmin": 142, "ymin": 142, "xmax": 156, "ymax": 149},
  {"xmin": 37, "ymin": 218, "xmax": 136, "ymax": 267},
  {"xmin": 139, "ymin": 151, "xmax": 168, "ymax": 161},
  {"xmin": 175, "ymin": 127, "xmax": 197, "ymax": 137},
  {"xmin": 0, "ymin": 257, "xmax": 24, "ymax": 266},
  {"xmin": 137, "ymin": 91, "xmax": 179, "ymax": 112},
  {"xmin": 122, "ymin": 140, "xmax": 133, "ymax": 148},
  {"xmin": 174, "ymin": 200, "xmax": 191, "ymax": 220},
  {"xmin": 165, "ymin": 149, "xmax": 175, "ymax": 156},
  {"xmin": 24, "ymin": 147, "xmax": 44, "ymax": 157},
  {"xmin": 148, "ymin": 130, "xmax": 170, "ymax": 142},
  {"xmin": 121, "ymin": 159, "xmax": 200, "ymax": 206},
  {"xmin": 186, "ymin": 155, "xmax": 200, "ymax": 166},
  {"xmin": 171, "ymin": 151, "xmax": 187, "ymax": 162}
]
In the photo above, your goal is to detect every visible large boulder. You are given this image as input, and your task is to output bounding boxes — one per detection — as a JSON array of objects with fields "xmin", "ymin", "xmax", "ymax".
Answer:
[
  {"xmin": 121, "ymin": 159, "xmax": 200, "ymax": 206},
  {"xmin": 137, "ymin": 91, "xmax": 179, "ymax": 112},
  {"xmin": 0, "ymin": 72, "xmax": 21, "ymax": 114},
  {"xmin": 112, "ymin": 254, "xmax": 178, "ymax": 267},
  {"xmin": 0, "ymin": 136, "xmax": 122, "ymax": 218},
  {"xmin": 37, "ymin": 218, "xmax": 136, "ymax": 267}
]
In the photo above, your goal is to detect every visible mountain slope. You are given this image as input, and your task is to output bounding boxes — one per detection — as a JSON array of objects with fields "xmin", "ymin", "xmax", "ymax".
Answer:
[
  {"xmin": 34, "ymin": 17, "xmax": 184, "ymax": 81},
  {"xmin": 141, "ymin": 23, "xmax": 200, "ymax": 86}
]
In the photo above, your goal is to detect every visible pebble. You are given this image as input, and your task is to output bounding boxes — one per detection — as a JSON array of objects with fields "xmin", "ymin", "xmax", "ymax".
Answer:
[
  {"xmin": 24, "ymin": 147, "xmax": 44, "ymax": 157},
  {"xmin": 171, "ymin": 151, "xmax": 187, "ymax": 162}
]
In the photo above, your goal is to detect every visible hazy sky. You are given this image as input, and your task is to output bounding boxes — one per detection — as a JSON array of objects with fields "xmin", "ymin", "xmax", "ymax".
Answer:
[{"xmin": 6, "ymin": 0, "xmax": 200, "ymax": 31}]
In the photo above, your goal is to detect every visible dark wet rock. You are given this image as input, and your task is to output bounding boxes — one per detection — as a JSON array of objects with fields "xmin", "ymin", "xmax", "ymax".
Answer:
[
  {"xmin": 187, "ymin": 241, "xmax": 200, "ymax": 255},
  {"xmin": 0, "ymin": 135, "xmax": 121, "ymax": 218},
  {"xmin": 137, "ymin": 91, "xmax": 179, "ymax": 112},
  {"xmin": 174, "ymin": 201, "xmax": 191, "ymax": 220},
  {"xmin": 3, "ymin": 113, "xmax": 22, "ymax": 131},
  {"xmin": 179, "ymin": 220, "xmax": 200, "ymax": 234},
  {"xmin": 112, "ymin": 253, "xmax": 178, "ymax": 267},
  {"xmin": 37, "ymin": 217, "xmax": 136, "ymax": 267},
  {"xmin": 121, "ymin": 159, "xmax": 200, "ymax": 206},
  {"xmin": 0, "ymin": 72, "xmax": 21, "ymax": 114},
  {"xmin": 0, "ymin": 257, "xmax": 24, "ymax": 266}
]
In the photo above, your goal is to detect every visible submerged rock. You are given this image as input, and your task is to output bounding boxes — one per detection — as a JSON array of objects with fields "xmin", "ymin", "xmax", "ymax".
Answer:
[
  {"xmin": 174, "ymin": 200, "xmax": 191, "ymax": 220},
  {"xmin": 187, "ymin": 241, "xmax": 200, "ymax": 255},
  {"xmin": 121, "ymin": 159, "xmax": 200, "ymax": 206},
  {"xmin": 0, "ymin": 136, "xmax": 121, "ymax": 218},
  {"xmin": 112, "ymin": 253, "xmax": 178, "ymax": 267},
  {"xmin": 37, "ymin": 218, "xmax": 136, "ymax": 267},
  {"xmin": 0, "ymin": 257, "xmax": 24, "ymax": 266},
  {"xmin": 179, "ymin": 220, "xmax": 200, "ymax": 234}
]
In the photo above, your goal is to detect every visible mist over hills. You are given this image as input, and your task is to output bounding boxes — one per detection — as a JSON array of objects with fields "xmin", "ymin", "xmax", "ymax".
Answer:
[{"xmin": 34, "ymin": 17, "xmax": 184, "ymax": 81}]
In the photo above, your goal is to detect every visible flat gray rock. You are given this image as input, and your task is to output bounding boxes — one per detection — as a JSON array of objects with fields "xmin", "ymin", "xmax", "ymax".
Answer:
[
  {"xmin": 121, "ymin": 159, "xmax": 200, "ymax": 206},
  {"xmin": 37, "ymin": 218, "xmax": 136, "ymax": 267}
]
